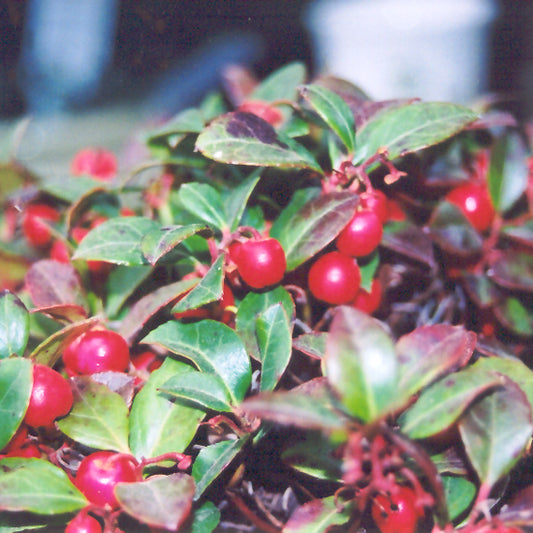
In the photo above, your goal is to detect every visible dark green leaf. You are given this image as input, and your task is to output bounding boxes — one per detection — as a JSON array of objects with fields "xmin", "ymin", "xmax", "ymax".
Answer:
[
  {"xmin": 223, "ymin": 170, "xmax": 261, "ymax": 232},
  {"xmin": 250, "ymin": 61, "xmax": 306, "ymax": 102},
  {"xmin": 192, "ymin": 438, "xmax": 247, "ymax": 500},
  {"xmin": 441, "ymin": 475, "xmax": 477, "ymax": 522},
  {"xmin": 0, "ymin": 458, "xmax": 87, "ymax": 514},
  {"xmin": 176, "ymin": 183, "xmax": 228, "ymax": 232},
  {"xmin": 145, "ymin": 108, "xmax": 205, "ymax": 147},
  {"xmin": 354, "ymin": 102, "xmax": 477, "ymax": 164},
  {"xmin": 459, "ymin": 380, "xmax": 533, "ymax": 487},
  {"xmin": 141, "ymin": 224, "xmax": 210, "ymax": 265},
  {"xmin": 185, "ymin": 501, "xmax": 220, "ymax": 533},
  {"xmin": 0, "ymin": 292, "xmax": 29, "ymax": 359},
  {"xmin": 56, "ymin": 377, "xmax": 130, "ymax": 453},
  {"xmin": 105, "ymin": 265, "xmax": 153, "ymax": 318},
  {"xmin": 488, "ymin": 132, "xmax": 529, "ymax": 213},
  {"xmin": 143, "ymin": 320, "xmax": 251, "ymax": 405},
  {"xmin": 0, "ymin": 358, "xmax": 32, "ymax": 451},
  {"xmin": 324, "ymin": 307, "xmax": 399, "ymax": 422},
  {"xmin": 270, "ymin": 191, "xmax": 358, "ymax": 271},
  {"xmin": 489, "ymin": 251, "xmax": 533, "ymax": 292},
  {"xmin": 195, "ymin": 112, "xmax": 321, "ymax": 172},
  {"xmin": 256, "ymin": 303, "xmax": 293, "ymax": 392},
  {"xmin": 299, "ymin": 84, "xmax": 355, "ymax": 153},
  {"xmin": 235, "ymin": 286, "xmax": 295, "ymax": 361},
  {"xmin": 284, "ymin": 496, "xmax": 352, "ymax": 533},
  {"xmin": 292, "ymin": 332, "xmax": 327, "ymax": 360},
  {"xmin": 116, "ymin": 473, "xmax": 195, "ymax": 531},
  {"xmin": 72, "ymin": 216, "xmax": 159, "ymax": 265},
  {"xmin": 494, "ymin": 297, "xmax": 533, "ymax": 337},
  {"xmin": 359, "ymin": 252, "xmax": 380, "ymax": 292},
  {"xmin": 172, "ymin": 254, "xmax": 225, "ymax": 313}
]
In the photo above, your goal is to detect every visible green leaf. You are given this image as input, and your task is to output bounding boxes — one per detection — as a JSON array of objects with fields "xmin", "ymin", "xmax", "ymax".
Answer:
[
  {"xmin": 299, "ymin": 84, "xmax": 355, "ymax": 153},
  {"xmin": 359, "ymin": 252, "xmax": 380, "ymax": 292},
  {"xmin": 143, "ymin": 320, "xmax": 251, "ymax": 405},
  {"xmin": 235, "ymin": 286, "xmax": 295, "ymax": 361},
  {"xmin": 256, "ymin": 303, "xmax": 293, "ymax": 392},
  {"xmin": 72, "ymin": 216, "xmax": 159, "ymax": 265},
  {"xmin": 459, "ymin": 380, "xmax": 533, "ymax": 487},
  {"xmin": 487, "ymin": 132, "xmax": 529, "ymax": 213},
  {"xmin": 116, "ymin": 473, "xmax": 195, "ymax": 531},
  {"xmin": 129, "ymin": 358, "xmax": 205, "ymax": 460},
  {"xmin": 284, "ymin": 496, "xmax": 352, "ymax": 532},
  {"xmin": 324, "ymin": 307, "xmax": 399, "ymax": 422},
  {"xmin": 0, "ymin": 291, "xmax": 29, "ymax": 359},
  {"xmin": 185, "ymin": 501, "xmax": 220, "ymax": 533},
  {"xmin": 192, "ymin": 438, "xmax": 247, "ymax": 500},
  {"xmin": 0, "ymin": 358, "xmax": 32, "ymax": 451},
  {"xmin": 176, "ymin": 183, "xmax": 228, "ymax": 232},
  {"xmin": 195, "ymin": 111, "xmax": 321, "ymax": 172},
  {"xmin": 160, "ymin": 368, "xmax": 233, "ymax": 412},
  {"xmin": 141, "ymin": 224, "xmax": 210, "ymax": 265},
  {"xmin": 441, "ymin": 475, "xmax": 477, "ymax": 522},
  {"xmin": 292, "ymin": 332, "xmax": 327, "ymax": 360},
  {"xmin": 489, "ymin": 251, "xmax": 533, "ymax": 292},
  {"xmin": 145, "ymin": 107, "xmax": 205, "ymax": 148},
  {"xmin": 399, "ymin": 366, "xmax": 503, "ymax": 439},
  {"xmin": 105, "ymin": 265, "xmax": 153, "ymax": 318},
  {"xmin": 223, "ymin": 170, "xmax": 261, "ymax": 232},
  {"xmin": 495, "ymin": 297, "xmax": 533, "ymax": 337},
  {"xmin": 0, "ymin": 458, "xmax": 87, "ymax": 514},
  {"xmin": 172, "ymin": 254, "xmax": 225, "ymax": 313},
  {"xmin": 41, "ymin": 175, "xmax": 105, "ymax": 204},
  {"xmin": 270, "ymin": 191, "xmax": 358, "ymax": 271},
  {"xmin": 56, "ymin": 377, "xmax": 130, "ymax": 453},
  {"xmin": 353, "ymin": 102, "xmax": 477, "ymax": 164},
  {"xmin": 250, "ymin": 61, "xmax": 306, "ymax": 102}
]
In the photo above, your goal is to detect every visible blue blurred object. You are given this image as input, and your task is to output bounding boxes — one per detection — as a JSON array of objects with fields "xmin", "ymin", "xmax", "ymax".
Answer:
[{"xmin": 18, "ymin": 0, "xmax": 119, "ymax": 114}]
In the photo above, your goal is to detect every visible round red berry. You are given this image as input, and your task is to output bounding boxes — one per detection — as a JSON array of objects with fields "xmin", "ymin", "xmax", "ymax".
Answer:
[
  {"xmin": 22, "ymin": 204, "xmax": 61, "ymax": 247},
  {"xmin": 75, "ymin": 451, "xmax": 139, "ymax": 509},
  {"xmin": 231, "ymin": 238, "xmax": 286, "ymax": 289},
  {"xmin": 360, "ymin": 190, "xmax": 389, "ymax": 224},
  {"xmin": 308, "ymin": 251, "xmax": 361, "ymax": 305},
  {"xmin": 24, "ymin": 364, "xmax": 73, "ymax": 428},
  {"xmin": 65, "ymin": 511, "xmax": 102, "ymax": 533},
  {"xmin": 445, "ymin": 182, "xmax": 495, "ymax": 232},
  {"xmin": 336, "ymin": 209, "xmax": 383, "ymax": 257},
  {"xmin": 371, "ymin": 486, "xmax": 423, "ymax": 533},
  {"xmin": 63, "ymin": 329, "xmax": 130, "ymax": 375}
]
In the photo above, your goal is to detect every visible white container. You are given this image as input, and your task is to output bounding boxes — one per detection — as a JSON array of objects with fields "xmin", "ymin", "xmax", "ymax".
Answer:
[{"xmin": 306, "ymin": 0, "xmax": 498, "ymax": 103}]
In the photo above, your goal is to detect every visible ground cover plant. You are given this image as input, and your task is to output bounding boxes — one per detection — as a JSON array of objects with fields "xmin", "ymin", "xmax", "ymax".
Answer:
[{"xmin": 1, "ymin": 62, "xmax": 533, "ymax": 532}]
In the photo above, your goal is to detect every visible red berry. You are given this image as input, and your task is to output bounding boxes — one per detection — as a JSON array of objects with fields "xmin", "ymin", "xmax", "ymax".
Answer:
[
  {"xmin": 50, "ymin": 240, "xmax": 71, "ymax": 263},
  {"xmin": 308, "ymin": 251, "xmax": 361, "ymax": 305},
  {"xmin": 237, "ymin": 100, "xmax": 284, "ymax": 126},
  {"xmin": 75, "ymin": 451, "xmax": 140, "ymax": 509},
  {"xmin": 336, "ymin": 209, "xmax": 383, "ymax": 257},
  {"xmin": 71, "ymin": 148, "xmax": 117, "ymax": 181},
  {"xmin": 446, "ymin": 182, "xmax": 495, "ymax": 232},
  {"xmin": 24, "ymin": 364, "xmax": 73, "ymax": 428},
  {"xmin": 231, "ymin": 238, "xmax": 286, "ymax": 289},
  {"xmin": 371, "ymin": 486, "xmax": 423, "ymax": 533},
  {"xmin": 22, "ymin": 204, "xmax": 60, "ymax": 247},
  {"xmin": 63, "ymin": 329, "xmax": 130, "ymax": 375},
  {"xmin": 65, "ymin": 511, "xmax": 102, "ymax": 533},
  {"xmin": 5, "ymin": 443, "xmax": 41, "ymax": 458},
  {"xmin": 352, "ymin": 279, "xmax": 382, "ymax": 314},
  {"xmin": 360, "ymin": 190, "xmax": 389, "ymax": 224},
  {"xmin": 2, "ymin": 425, "xmax": 29, "ymax": 453}
]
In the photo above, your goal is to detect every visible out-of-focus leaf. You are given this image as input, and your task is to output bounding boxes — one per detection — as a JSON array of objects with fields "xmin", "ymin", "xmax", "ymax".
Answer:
[
  {"xmin": 105, "ymin": 265, "xmax": 153, "ymax": 318},
  {"xmin": 250, "ymin": 61, "xmax": 306, "ymax": 102},
  {"xmin": 494, "ymin": 297, "xmax": 533, "ymax": 337},
  {"xmin": 284, "ymin": 496, "xmax": 353, "ymax": 533},
  {"xmin": 0, "ymin": 291, "xmax": 29, "ymax": 359},
  {"xmin": 489, "ymin": 251, "xmax": 533, "ymax": 292},
  {"xmin": 293, "ymin": 332, "xmax": 327, "ymax": 360},
  {"xmin": 441, "ymin": 475, "xmax": 477, "ymax": 522}
]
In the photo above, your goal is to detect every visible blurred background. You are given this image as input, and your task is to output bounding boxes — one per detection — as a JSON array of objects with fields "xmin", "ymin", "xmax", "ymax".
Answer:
[{"xmin": 0, "ymin": 0, "xmax": 532, "ymax": 173}]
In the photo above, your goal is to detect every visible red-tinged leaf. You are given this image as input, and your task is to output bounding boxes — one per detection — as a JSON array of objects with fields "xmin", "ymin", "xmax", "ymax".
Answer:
[
  {"xmin": 24, "ymin": 260, "xmax": 87, "ymax": 311},
  {"xmin": 30, "ymin": 304, "xmax": 87, "ymax": 324},
  {"xmin": 116, "ymin": 473, "xmax": 195, "ymax": 531},
  {"xmin": 118, "ymin": 278, "xmax": 197, "ymax": 344},
  {"xmin": 489, "ymin": 251, "xmax": 533, "ymax": 292},
  {"xmin": 284, "ymin": 496, "xmax": 352, "ymax": 533},
  {"xmin": 396, "ymin": 325, "xmax": 477, "ymax": 398},
  {"xmin": 293, "ymin": 332, "xmax": 327, "ymax": 360}
]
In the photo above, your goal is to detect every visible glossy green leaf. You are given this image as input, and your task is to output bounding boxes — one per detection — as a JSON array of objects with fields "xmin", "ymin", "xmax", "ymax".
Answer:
[
  {"xmin": 105, "ymin": 265, "xmax": 153, "ymax": 318},
  {"xmin": 72, "ymin": 216, "xmax": 158, "ymax": 265},
  {"xmin": 353, "ymin": 102, "xmax": 477, "ymax": 164},
  {"xmin": 0, "ymin": 458, "xmax": 87, "ymax": 514},
  {"xmin": 0, "ymin": 291, "xmax": 29, "ymax": 359},
  {"xmin": 459, "ymin": 380, "xmax": 533, "ymax": 487},
  {"xmin": 192, "ymin": 438, "xmax": 248, "ymax": 500},
  {"xmin": 143, "ymin": 320, "xmax": 251, "ymax": 405},
  {"xmin": 129, "ymin": 358, "xmax": 205, "ymax": 460},
  {"xmin": 141, "ymin": 224, "xmax": 210, "ymax": 265},
  {"xmin": 250, "ymin": 61, "xmax": 306, "ymax": 102},
  {"xmin": 396, "ymin": 325, "xmax": 477, "ymax": 399},
  {"xmin": 256, "ymin": 303, "xmax": 293, "ymax": 392},
  {"xmin": 441, "ymin": 475, "xmax": 477, "ymax": 521},
  {"xmin": 284, "ymin": 496, "xmax": 352, "ymax": 533},
  {"xmin": 160, "ymin": 368, "xmax": 233, "ymax": 412},
  {"xmin": 176, "ymin": 183, "xmax": 228, "ymax": 232},
  {"xmin": 299, "ymin": 84, "xmax": 355, "ymax": 153},
  {"xmin": 172, "ymin": 254, "xmax": 225, "ymax": 313},
  {"xmin": 223, "ymin": 170, "xmax": 261, "ymax": 232},
  {"xmin": 187, "ymin": 501, "xmax": 220, "ymax": 533},
  {"xmin": 292, "ymin": 332, "xmax": 327, "ymax": 360},
  {"xmin": 235, "ymin": 286, "xmax": 295, "ymax": 361},
  {"xmin": 116, "ymin": 473, "xmax": 195, "ymax": 531},
  {"xmin": 399, "ymin": 366, "xmax": 503, "ymax": 439},
  {"xmin": 0, "ymin": 358, "xmax": 32, "ymax": 451},
  {"xmin": 270, "ymin": 191, "xmax": 358, "ymax": 271},
  {"xmin": 56, "ymin": 377, "xmax": 130, "ymax": 453},
  {"xmin": 324, "ymin": 307, "xmax": 399, "ymax": 422},
  {"xmin": 145, "ymin": 107, "xmax": 205, "ymax": 148},
  {"xmin": 488, "ymin": 132, "xmax": 529, "ymax": 213},
  {"xmin": 195, "ymin": 111, "xmax": 321, "ymax": 172}
]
